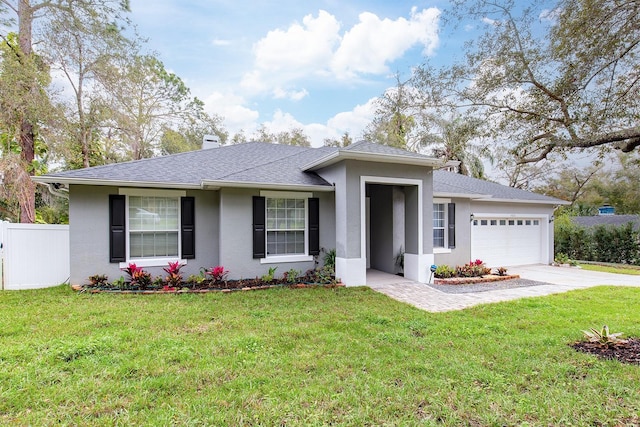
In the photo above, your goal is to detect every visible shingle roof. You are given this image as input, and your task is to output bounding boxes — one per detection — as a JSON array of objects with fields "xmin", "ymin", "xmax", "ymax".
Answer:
[
  {"xmin": 38, "ymin": 141, "xmax": 566, "ymax": 204},
  {"xmin": 572, "ymin": 215, "xmax": 640, "ymax": 230},
  {"xmin": 343, "ymin": 140, "xmax": 434, "ymax": 159},
  {"xmin": 42, "ymin": 142, "xmax": 334, "ymax": 188},
  {"xmin": 433, "ymin": 170, "xmax": 566, "ymax": 204}
]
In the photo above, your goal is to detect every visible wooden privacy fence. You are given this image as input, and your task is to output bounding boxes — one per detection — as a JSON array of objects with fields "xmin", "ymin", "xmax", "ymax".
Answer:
[{"xmin": 0, "ymin": 221, "xmax": 70, "ymax": 290}]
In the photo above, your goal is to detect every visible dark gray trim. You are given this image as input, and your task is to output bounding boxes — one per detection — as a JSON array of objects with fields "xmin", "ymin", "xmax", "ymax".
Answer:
[
  {"xmin": 109, "ymin": 195, "xmax": 126, "ymax": 263},
  {"xmin": 252, "ymin": 196, "xmax": 266, "ymax": 259}
]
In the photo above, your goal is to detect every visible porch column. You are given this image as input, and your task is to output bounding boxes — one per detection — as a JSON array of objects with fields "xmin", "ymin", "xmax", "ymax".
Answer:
[
  {"xmin": 333, "ymin": 171, "xmax": 366, "ymax": 286},
  {"xmin": 403, "ymin": 185, "xmax": 433, "ymax": 283}
]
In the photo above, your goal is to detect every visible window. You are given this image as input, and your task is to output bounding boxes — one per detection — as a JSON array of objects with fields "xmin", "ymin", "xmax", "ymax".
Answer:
[
  {"xmin": 110, "ymin": 189, "xmax": 194, "ymax": 266},
  {"xmin": 490, "ymin": 220, "xmax": 497, "ymax": 226},
  {"xmin": 499, "ymin": 219, "xmax": 506, "ymax": 225},
  {"xmin": 266, "ymin": 197, "xmax": 306, "ymax": 255},
  {"xmin": 433, "ymin": 203, "xmax": 445, "ymax": 247},
  {"xmin": 254, "ymin": 191, "xmax": 319, "ymax": 262},
  {"xmin": 129, "ymin": 196, "xmax": 179, "ymax": 258}
]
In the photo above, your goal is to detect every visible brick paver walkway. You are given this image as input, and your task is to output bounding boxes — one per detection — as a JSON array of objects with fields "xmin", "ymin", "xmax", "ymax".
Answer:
[{"xmin": 366, "ymin": 265, "xmax": 640, "ymax": 312}]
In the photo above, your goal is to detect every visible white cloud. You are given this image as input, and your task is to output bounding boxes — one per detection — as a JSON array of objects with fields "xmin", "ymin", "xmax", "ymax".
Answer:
[
  {"xmin": 212, "ymin": 38, "xmax": 232, "ymax": 46},
  {"xmin": 203, "ymin": 91, "xmax": 260, "ymax": 134},
  {"xmin": 331, "ymin": 7, "xmax": 440, "ymax": 78},
  {"xmin": 252, "ymin": 10, "xmax": 341, "ymax": 73},
  {"xmin": 272, "ymin": 87, "xmax": 309, "ymax": 101},
  {"xmin": 481, "ymin": 17, "xmax": 499, "ymax": 26},
  {"xmin": 242, "ymin": 7, "xmax": 441, "ymax": 96},
  {"xmin": 327, "ymin": 97, "xmax": 377, "ymax": 136}
]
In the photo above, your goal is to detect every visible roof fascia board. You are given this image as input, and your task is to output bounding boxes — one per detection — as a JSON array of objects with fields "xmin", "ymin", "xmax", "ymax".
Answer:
[
  {"xmin": 472, "ymin": 197, "xmax": 570, "ymax": 205},
  {"xmin": 303, "ymin": 151, "xmax": 443, "ymax": 170},
  {"xmin": 31, "ymin": 176, "xmax": 201, "ymax": 190},
  {"xmin": 433, "ymin": 192, "xmax": 492, "ymax": 200},
  {"xmin": 200, "ymin": 180, "xmax": 335, "ymax": 192}
]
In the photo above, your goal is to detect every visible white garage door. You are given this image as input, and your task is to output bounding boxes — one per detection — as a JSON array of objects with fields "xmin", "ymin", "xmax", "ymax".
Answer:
[{"xmin": 471, "ymin": 217, "xmax": 544, "ymax": 267}]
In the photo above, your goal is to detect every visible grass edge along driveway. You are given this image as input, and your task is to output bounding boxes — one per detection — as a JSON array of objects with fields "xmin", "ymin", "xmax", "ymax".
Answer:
[{"xmin": 1, "ymin": 285, "xmax": 639, "ymax": 426}]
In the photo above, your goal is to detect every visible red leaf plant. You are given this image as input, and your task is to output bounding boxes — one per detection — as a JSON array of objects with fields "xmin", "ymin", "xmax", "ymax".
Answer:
[
  {"xmin": 163, "ymin": 261, "xmax": 184, "ymax": 289},
  {"xmin": 205, "ymin": 266, "xmax": 229, "ymax": 284},
  {"xmin": 121, "ymin": 263, "xmax": 152, "ymax": 289}
]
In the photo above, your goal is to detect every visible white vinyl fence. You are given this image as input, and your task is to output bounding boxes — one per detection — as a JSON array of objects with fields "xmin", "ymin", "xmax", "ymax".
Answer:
[{"xmin": 0, "ymin": 221, "xmax": 70, "ymax": 290}]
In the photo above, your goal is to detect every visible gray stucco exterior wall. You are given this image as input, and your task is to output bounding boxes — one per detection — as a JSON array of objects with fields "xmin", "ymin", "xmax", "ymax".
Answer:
[
  {"xmin": 433, "ymin": 199, "xmax": 556, "ymax": 268},
  {"xmin": 68, "ymin": 185, "xmax": 220, "ymax": 285},
  {"xmin": 218, "ymin": 187, "xmax": 336, "ymax": 280}
]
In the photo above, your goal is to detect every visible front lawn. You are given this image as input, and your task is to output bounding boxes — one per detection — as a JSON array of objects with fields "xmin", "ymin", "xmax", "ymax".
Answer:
[
  {"xmin": 579, "ymin": 263, "xmax": 640, "ymax": 275},
  {"xmin": 1, "ymin": 285, "xmax": 639, "ymax": 426}
]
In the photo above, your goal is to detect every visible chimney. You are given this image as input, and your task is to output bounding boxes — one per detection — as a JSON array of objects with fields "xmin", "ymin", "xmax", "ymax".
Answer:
[{"xmin": 202, "ymin": 134, "xmax": 220, "ymax": 149}]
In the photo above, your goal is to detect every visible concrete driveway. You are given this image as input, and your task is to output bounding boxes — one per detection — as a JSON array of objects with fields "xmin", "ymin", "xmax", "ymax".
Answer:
[{"xmin": 367, "ymin": 265, "xmax": 640, "ymax": 313}]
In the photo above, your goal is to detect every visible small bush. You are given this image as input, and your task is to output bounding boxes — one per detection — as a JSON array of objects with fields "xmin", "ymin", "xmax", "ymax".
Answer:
[
  {"xmin": 88, "ymin": 274, "xmax": 108, "ymax": 286},
  {"xmin": 205, "ymin": 266, "xmax": 229, "ymax": 283},
  {"xmin": 495, "ymin": 267, "xmax": 508, "ymax": 276},
  {"xmin": 434, "ymin": 265, "xmax": 456, "ymax": 278}
]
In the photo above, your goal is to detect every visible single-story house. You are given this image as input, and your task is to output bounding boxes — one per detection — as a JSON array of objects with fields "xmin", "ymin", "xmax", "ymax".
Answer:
[{"xmin": 34, "ymin": 141, "xmax": 567, "ymax": 286}]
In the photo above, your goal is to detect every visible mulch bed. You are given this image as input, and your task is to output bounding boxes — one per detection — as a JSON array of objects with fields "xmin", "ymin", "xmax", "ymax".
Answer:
[
  {"xmin": 72, "ymin": 281, "xmax": 344, "ymax": 294},
  {"xmin": 433, "ymin": 274, "xmax": 520, "ymax": 285},
  {"xmin": 571, "ymin": 339, "xmax": 640, "ymax": 365}
]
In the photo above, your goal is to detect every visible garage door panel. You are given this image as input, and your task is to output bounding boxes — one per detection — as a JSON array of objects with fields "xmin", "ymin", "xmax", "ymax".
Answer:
[{"xmin": 471, "ymin": 218, "xmax": 543, "ymax": 267}]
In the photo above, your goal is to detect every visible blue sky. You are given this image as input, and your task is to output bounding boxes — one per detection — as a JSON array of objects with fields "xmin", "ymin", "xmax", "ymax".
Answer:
[{"xmin": 128, "ymin": 0, "xmax": 469, "ymax": 146}]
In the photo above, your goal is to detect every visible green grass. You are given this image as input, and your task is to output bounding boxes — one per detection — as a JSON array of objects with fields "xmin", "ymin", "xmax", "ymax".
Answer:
[
  {"xmin": 1, "ymin": 285, "xmax": 640, "ymax": 426},
  {"xmin": 579, "ymin": 263, "xmax": 640, "ymax": 275}
]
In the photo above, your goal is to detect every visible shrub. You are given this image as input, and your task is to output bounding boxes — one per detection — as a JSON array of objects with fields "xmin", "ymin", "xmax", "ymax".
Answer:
[
  {"xmin": 163, "ymin": 261, "xmax": 184, "ymax": 288},
  {"xmin": 261, "ymin": 267, "xmax": 277, "ymax": 283},
  {"xmin": 434, "ymin": 265, "xmax": 456, "ymax": 278},
  {"xmin": 495, "ymin": 267, "xmax": 508, "ymax": 276},
  {"xmin": 283, "ymin": 268, "xmax": 301, "ymax": 284},
  {"xmin": 322, "ymin": 248, "xmax": 336, "ymax": 272},
  {"xmin": 88, "ymin": 274, "xmax": 108, "ymax": 286},
  {"xmin": 205, "ymin": 266, "xmax": 229, "ymax": 283},
  {"xmin": 582, "ymin": 325, "xmax": 628, "ymax": 348},
  {"xmin": 122, "ymin": 263, "xmax": 152, "ymax": 289},
  {"xmin": 456, "ymin": 260, "xmax": 491, "ymax": 277},
  {"xmin": 555, "ymin": 215, "xmax": 639, "ymax": 265}
]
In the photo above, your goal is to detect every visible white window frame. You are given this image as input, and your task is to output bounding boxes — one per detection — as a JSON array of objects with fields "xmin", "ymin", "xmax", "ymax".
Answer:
[
  {"xmin": 260, "ymin": 190, "xmax": 313, "ymax": 264},
  {"xmin": 118, "ymin": 188, "xmax": 187, "ymax": 268},
  {"xmin": 433, "ymin": 198, "xmax": 451, "ymax": 254}
]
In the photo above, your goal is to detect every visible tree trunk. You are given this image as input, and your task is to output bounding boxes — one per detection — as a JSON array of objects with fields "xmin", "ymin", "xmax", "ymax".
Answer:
[{"xmin": 18, "ymin": 0, "xmax": 36, "ymax": 223}]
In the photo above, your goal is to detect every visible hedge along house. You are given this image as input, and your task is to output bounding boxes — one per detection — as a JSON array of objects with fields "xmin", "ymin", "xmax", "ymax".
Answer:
[{"xmin": 34, "ymin": 141, "xmax": 566, "ymax": 286}]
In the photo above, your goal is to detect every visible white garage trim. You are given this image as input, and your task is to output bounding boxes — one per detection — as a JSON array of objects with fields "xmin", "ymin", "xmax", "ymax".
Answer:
[{"xmin": 470, "ymin": 213, "xmax": 550, "ymax": 267}]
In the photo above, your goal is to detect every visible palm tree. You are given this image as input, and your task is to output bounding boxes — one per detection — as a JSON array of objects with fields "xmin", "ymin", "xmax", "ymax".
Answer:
[{"xmin": 426, "ymin": 115, "xmax": 493, "ymax": 179}]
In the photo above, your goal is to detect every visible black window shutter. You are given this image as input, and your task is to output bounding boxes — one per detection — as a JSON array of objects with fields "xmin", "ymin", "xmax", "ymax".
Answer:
[
  {"xmin": 181, "ymin": 196, "xmax": 196, "ymax": 259},
  {"xmin": 447, "ymin": 203, "xmax": 456, "ymax": 249},
  {"xmin": 252, "ymin": 196, "xmax": 266, "ymax": 258},
  {"xmin": 308, "ymin": 197, "xmax": 320, "ymax": 256},
  {"xmin": 109, "ymin": 195, "xmax": 126, "ymax": 263}
]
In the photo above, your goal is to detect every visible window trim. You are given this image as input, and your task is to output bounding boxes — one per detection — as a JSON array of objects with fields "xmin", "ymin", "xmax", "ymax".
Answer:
[
  {"xmin": 433, "ymin": 198, "xmax": 451, "ymax": 253},
  {"xmin": 259, "ymin": 190, "xmax": 314, "ymax": 264},
  {"xmin": 118, "ymin": 188, "xmax": 187, "ymax": 268}
]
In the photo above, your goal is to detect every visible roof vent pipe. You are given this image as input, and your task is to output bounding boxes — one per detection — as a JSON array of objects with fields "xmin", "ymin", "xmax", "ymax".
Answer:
[{"xmin": 202, "ymin": 134, "xmax": 220, "ymax": 149}]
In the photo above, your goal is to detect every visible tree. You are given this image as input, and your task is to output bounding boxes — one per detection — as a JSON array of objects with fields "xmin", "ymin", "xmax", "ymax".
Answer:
[
  {"xmin": 0, "ymin": 32, "xmax": 51, "ymax": 223},
  {"xmin": 413, "ymin": 0, "xmax": 640, "ymax": 165},
  {"xmin": 324, "ymin": 132, "xmax": 353, "ymax": 148},
  {"xmin": 249, "ymin": 125, "xmax": 311, "ymax": 147},
  {"xmin": 159, "ymin": 106, "xmax": 228, "ymax": 155},
  {"xmin": 0, "ymin": 0, "xmax": 130, "ymax": 222},
  {"xmin": 424, "ymin": 115, "xmax": 492, "ymax": 178},
  {"xmin": 99, "ymin": 53, "xmax": 198, "ymax": 160},
  {"xmin": 41, "ymin": 5, "xmax": 131, "ymax": 169},
  {"xmin": 363, "ymin": 75, "xmax": 421, "ymax": 151}
]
